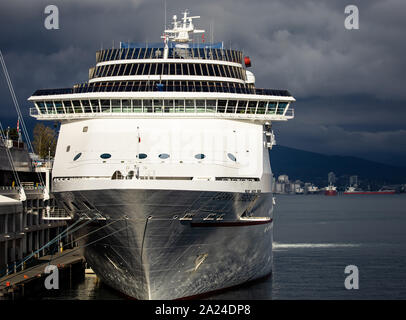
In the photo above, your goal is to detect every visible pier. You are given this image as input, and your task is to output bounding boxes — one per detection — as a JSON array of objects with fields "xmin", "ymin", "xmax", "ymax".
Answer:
[{"xmin": 0, "ymin": 249, "xmax": 85, "ymax": 300}]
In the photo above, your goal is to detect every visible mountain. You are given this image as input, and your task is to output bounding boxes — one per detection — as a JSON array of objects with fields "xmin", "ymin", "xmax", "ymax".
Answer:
[{"xmin": 269, "ymin": 145, "xmax": 406, "ymax": 185}]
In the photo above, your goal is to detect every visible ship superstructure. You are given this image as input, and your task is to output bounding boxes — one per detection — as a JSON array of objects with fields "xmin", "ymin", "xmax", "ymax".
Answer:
[{"xmin": 28, "ymin": 11, "xmax": 295, "ymax": 299}]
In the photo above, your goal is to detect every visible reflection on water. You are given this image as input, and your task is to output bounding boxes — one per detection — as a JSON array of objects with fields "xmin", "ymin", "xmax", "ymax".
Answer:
[{"xmin": 39, "ymin": 194, "xmax": 406, "ymax": 300}]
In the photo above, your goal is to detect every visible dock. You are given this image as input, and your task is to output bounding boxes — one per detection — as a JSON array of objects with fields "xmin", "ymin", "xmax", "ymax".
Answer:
[{"xmin": 0, "ymin": 249, "xmax": 85, "ymax": 300}]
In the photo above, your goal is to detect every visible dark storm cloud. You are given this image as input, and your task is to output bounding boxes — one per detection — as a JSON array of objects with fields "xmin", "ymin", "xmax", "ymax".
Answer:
[{"xmin": 0, "ymin": 0, "xmax": 405, "ymax": 165}]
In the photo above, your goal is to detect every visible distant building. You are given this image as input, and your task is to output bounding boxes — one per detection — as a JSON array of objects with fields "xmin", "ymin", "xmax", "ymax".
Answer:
[
  {"xmin": 278, "ymin": 175, "xmax": 289, "ymax": 183},
  {"xmin": 349, "ymin": 175, "xmax": 358, "ymax": 187},
  {"xmin": 328, "ymin": 172, "xmax": 336, "ymax": 184},
  {"xmin": 0, "ymin": 137, "xmax": 72, "ymax": 276},
  {"xmin": 273, "ymin": 176, "xmax": 308, "ymax": 194}
]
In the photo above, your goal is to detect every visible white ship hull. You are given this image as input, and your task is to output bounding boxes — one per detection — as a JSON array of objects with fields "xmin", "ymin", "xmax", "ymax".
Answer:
[{"xmin": 54, "ymin": 188, "xmax": 273, "ymax": 299}]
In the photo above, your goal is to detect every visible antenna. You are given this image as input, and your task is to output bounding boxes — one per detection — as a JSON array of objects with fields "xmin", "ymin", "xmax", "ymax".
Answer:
[
  {"xmin": 162, "ymin": 10, "xmax": 205, "ymax": 44},
  {"xmin": 211, "ymin": 20, "xmax": 214, "ymax": 43},
  {"xmin": 164, "ymin": 0, "xmax": 167, "ymax": 30},
  {"xmin": 0, "ymin": 50, "xmax": 46, "ymax": 194}
]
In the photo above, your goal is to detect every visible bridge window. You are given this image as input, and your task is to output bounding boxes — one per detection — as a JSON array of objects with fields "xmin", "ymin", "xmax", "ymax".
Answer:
[
  {"xmin": 217, "ymin": 100, "xmax": 227, "ymax": 113},
  {"xmin": 55, "ymin": 101, "xmax": 64, "ymax": 114},
  {"xmin": 163, "ymin": 99, "xmax": 174, "ymax": 113},
  {"xmin": 175, "ymin": 99, "xmax": 185, "ymax": 112},
  {"xmin": 66, "ymin": 145, "xmax": 70, "ymax": 152},
  {"xmin": 122, "ymin": 99, "xmax": 131, "ymax": 112},
  {"xmin": 153, "ymin": 100, "xmax": 163, "ymax": 112},
  {"xmin": 63, "ymin": 101, "xmax": 74, "ymax": 114},
  {"xmin": 90, "ymin": 100, "xmax": 100, "ymax": 113},
  {"xmin": 112, "ymin": 100, "xmax": 121, "ymax": 112},
  {"xmin": 237, "ymin": 100, "xmax": 247, "ymax": 113},
  {"xmin": 138, "ymin": 153, "xmax": 147, "ymax": 159},
  {"xmin": 143, "ymin": 99, "xmax": 152, "ymax": 113},
  {"xmin": 185, "ymin": 100, "xmax": 194, "ymax": 112},
  {"xmin": 266, "ymin": 102, "xmax": 277, "ymax": 114},
  {"xmin": 257, "ymin": 101, "xmax": 266, "ymax": 114},
  {"xmin": 247, "ymin": 101, "xmax": 257, "ymax": 114},
  {"xmin": 72, "ymin": 100, "xmax": 82, "ymax": 113},
  {"xmin": 101, "ymin": 100, "xmax": 110, "ymax": 113},
  {"xmin": 133, "ymin": 99, "xmax": 142, "ymax": 112},
  {"xmin": 206, "ymin": 100, "xmax": 216, "ymax": 112},
  {"xmin": 226, "ymin": 100, "xmax": 237, "ymax": 113},
  {"xmin": 277, "ymin": 102, "xmax": 288, "ymax": 115},
  {"xmin": 82, "ymin": 100, "xmax": 92, "ymax": 113},
  {"xmin": 196, "ymin": 100, "xmax": 205, "ymax": 112}
]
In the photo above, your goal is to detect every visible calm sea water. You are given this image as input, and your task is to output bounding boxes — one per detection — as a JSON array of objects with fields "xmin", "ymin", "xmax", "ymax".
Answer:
[{"xmin": 39, "ymin": 194, "xmax": 406, "ymax": 300}]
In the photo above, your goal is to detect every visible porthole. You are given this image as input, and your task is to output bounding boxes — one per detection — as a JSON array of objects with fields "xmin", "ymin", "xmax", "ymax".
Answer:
[
  {"xmin": 100, "ymin": 153, "xmax": 111, "ymax": 159},
  {"xmin": 82, "ymin": 126, "xmax": 88, "ymax": 132},
  {"xmin": 159, "ymin": 153, "xmax": 170, "ymax": 159},
  {"xmin": 138, "ymin": 153, "xmax": 147, "ymax": 159},
  {"xmin": 195, "ymin": 153, "xmax": 205, "ymax": 160},
  {"xmin": 66, "ymin": 145, "xmax": 70, "ymax": 152},
  {"xmin": 227, "ymin": 153, "xmax": 237, "ymax": 162},
  {"xmin": 73, "ymin": 153, "xmax": 82, "ymax": 161}
]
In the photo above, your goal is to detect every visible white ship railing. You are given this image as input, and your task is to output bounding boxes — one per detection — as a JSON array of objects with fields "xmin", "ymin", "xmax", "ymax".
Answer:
[
  {"xmin": 42, "ymin": 208, "xmax": 73, "ymax": 220},
  {"xmin": 30, "ymin": 107, "xmax": 294, "ymax": 121}
]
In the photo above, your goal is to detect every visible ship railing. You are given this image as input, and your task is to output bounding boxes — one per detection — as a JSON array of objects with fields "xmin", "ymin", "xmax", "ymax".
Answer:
[
  {"xmin": 31, "ymin": 110, "xmax": 295, "ymax": 121},
  {"xmin": 31, "ymin": 85, "xmax": 292, "ymax": 97},
  {"xmin": 96, "ymin": 45, "xmax": 241, "ymax": 64},
  {"xmin": 284, "ymin": 108, "xmax": 294, "ymax": 118},
  {"xmin": 42, "ymin": 208, "xmax": 73, "ymax": 220}
]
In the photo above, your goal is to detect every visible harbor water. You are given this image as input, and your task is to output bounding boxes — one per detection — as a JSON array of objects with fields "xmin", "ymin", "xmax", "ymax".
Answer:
[{"xmin": 34, "ymin": 194, "xmax": 406, "ymax": 300}]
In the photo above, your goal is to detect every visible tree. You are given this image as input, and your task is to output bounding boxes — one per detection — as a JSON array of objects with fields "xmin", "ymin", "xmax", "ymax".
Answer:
[{"xmin": 32, "ymin": 123, "xmax": 57, "ymax": 159}]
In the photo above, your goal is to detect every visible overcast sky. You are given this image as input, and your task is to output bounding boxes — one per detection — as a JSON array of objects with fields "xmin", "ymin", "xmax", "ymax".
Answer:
[{"xmin": 0, "ymin": 0, "xmax": 405, "ymax": 166}]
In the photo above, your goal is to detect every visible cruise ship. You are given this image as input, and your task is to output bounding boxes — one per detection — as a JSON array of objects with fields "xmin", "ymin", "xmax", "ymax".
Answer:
[{"xmin": 28, "ymin": 11, "xmax": 295, "ymax": 299}]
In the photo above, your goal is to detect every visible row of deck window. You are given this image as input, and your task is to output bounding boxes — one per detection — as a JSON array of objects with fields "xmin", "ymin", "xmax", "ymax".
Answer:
[
  {"xmin": 75, "ymin": 80, "xmax": 253, "ymax": 94},
  {"xmin": 96, "ymin": 48, "xmax": 242, "ymax": 64},
  {"xmin": 91, "ymin": 63, "xmax": 246, "ymax": 80},
  {"xmin": 33, "ymin": 81, "xmax": 292, "ymax": 97},
  {"xmin": 36, "ymin": 99, "xmax": 289, "ymax": 115},
  {"xmin": 73, "ymin": 152, "xmax": 237, "ymax": 162}
]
